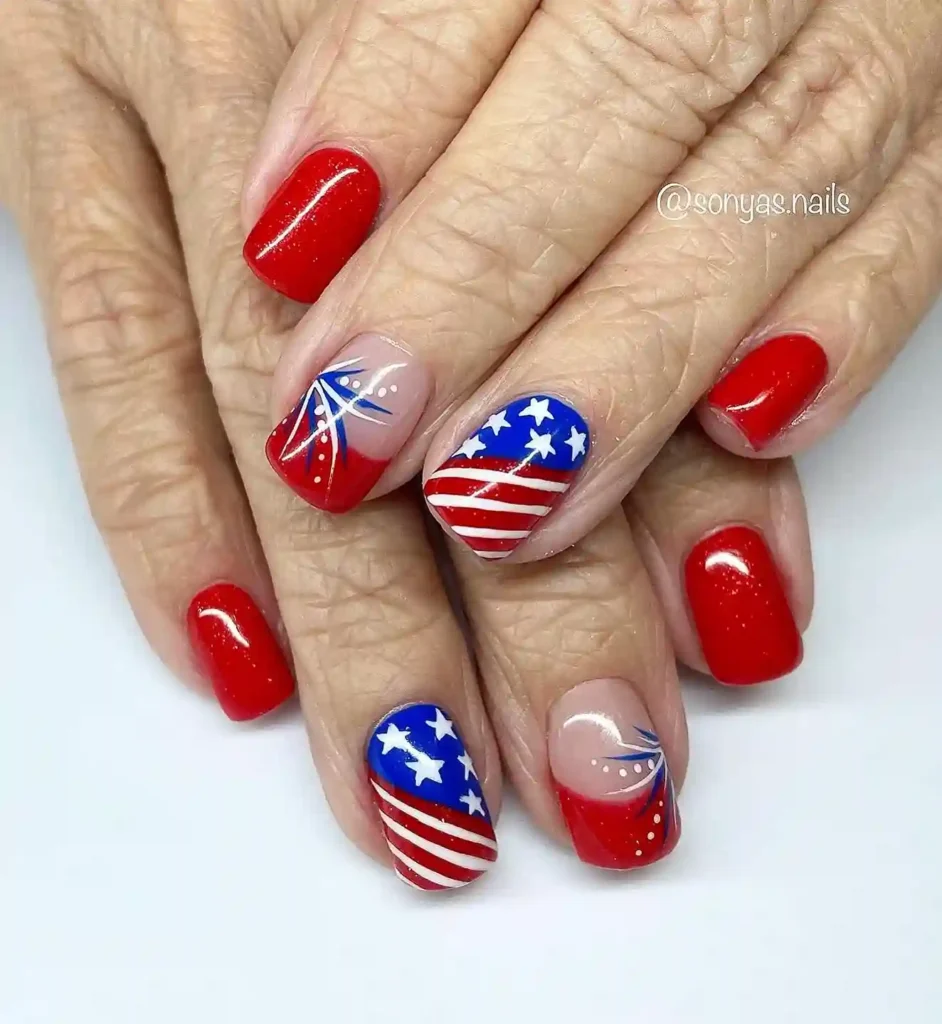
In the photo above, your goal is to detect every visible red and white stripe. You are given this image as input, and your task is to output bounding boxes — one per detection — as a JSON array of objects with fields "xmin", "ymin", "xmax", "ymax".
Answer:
[
  {"xmin": 369, "ymin": 772, "xmax": 498, "ymax": 891},
  {"xmin": 424, "ymin": 456, "xmax": 574, "ymax": 558}
]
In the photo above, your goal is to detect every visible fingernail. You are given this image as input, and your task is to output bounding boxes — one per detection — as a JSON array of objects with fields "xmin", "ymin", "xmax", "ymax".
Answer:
[
  {"xmin": 684, "ymin": 525, "xmax": 802, "ymax": 685},
  {"xmin": 367, "ymin": 703, "xmax": 497, "ymax": 891},
  {"xmin": 707, "ymin": 333, "xmax": 829, "ymax": 449},
  {"xmin": 266, "ymin": 335, "xmax": 430, "ymax": 513},
  {"xmin": 424, "ymin": 394, "xmax": 590, "ymax": 559},
  {"xmin": 186, "ymin": 583, "xmax": 295, "ymax": 721},
  {"xmin": 549, "ymin": 679, "xmax": 681, "ymax": 870},
  {"xmin": 244, "ymin": 147, "xmax": 381, "ymax": 304}
]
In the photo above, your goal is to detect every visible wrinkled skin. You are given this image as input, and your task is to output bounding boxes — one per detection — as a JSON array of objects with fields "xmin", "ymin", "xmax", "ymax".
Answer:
[{"xmin": 1, "ymin": 0, "xmax": 939, "ymax": 872}]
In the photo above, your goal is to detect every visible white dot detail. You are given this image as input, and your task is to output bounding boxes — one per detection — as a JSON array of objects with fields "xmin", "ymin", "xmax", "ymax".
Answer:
[
  {"xmin": 339, "ymin": 376, "xmax": 350, "ymax": 386},
  {"xmin": 314, "ymin": 405, "xmax": 325, "ymax": 415},
  {"xmin": 601, "ymin": 765, "xmax": 610, "ymax": 773},
  {"xmin": 635, "ymin": 850, "xmax": 643, "ymax": 857},
  {"xmin": 590, "ymin": 759, "xmax": 597, "ymax": 766},
  {"xmin": 378, "ymin": 387, "xmax": 387, "ymax": 398},
  {"xmin": 318, "ymin": 454, "xmax": 325, "ymax": 462},
  {"xmin": 390, "ymin": 385, "xmax": 398, "ymax": 393},
  {"xmin": 314, "ymin": 476, "xmax": 322, "ymax": 484},
  {"xmin": 653, "ymin": 814, "xmax": 661, "ymax": 824},
  {"xmin": 619, "ymin": 768, "xmax": 627, "ymax": 777},
  {"xmin": 634, "ymin": 764, "xmax": 643, "ymax": 774},
  {"xmin": 352, "ymin": 380, "xmax": 361, "ymax": 389},
  {"xmin": 317, "ymin": 419, "xmax": 326, "ymax": 430},
  {"xmin": 647, "ymin": 832, "xmax": 655, "ymax": 841},
  {"xmin": 648, "ymin": 759, "xmax": 655, "ymax": 769}
]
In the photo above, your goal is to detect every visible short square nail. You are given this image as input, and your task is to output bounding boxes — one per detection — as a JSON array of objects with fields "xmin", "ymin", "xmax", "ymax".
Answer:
[
  {"xmin": 266, "ymin": 334, "xmax": 430, "ymax": 513},
  {"xmin": 243, "ymin": 147, "xmax": 381, "ymax": 304},
  {"xmin": 423, "ymin": 394, "xmax": 590, "ymax": 559},
  {"xmin": 367, "ymin": 703, "xmax": 497, "ymax": 891},
  {"xmin": 186, "ymin": 583, "xmax": 295, "ymax": 721},
  {"xmin": 549, "ymin": 679, "xmax": 681, "ymax": 870},
  {"xmin": 684, "ymin": 524, "xmax": 802, "ymax": 685},
  {"xmin": 707, "ymin": 333, "xmax": 829, "ymax": 449}
]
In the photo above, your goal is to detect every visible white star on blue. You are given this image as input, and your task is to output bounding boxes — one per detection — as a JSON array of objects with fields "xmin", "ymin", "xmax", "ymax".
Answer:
[
  {"xmin": 452, "ymin": 395, "xmax": 589, "ymax": 471},
  {"xmin": 367, "ymin": 703, "xmax": 490, "ymax": 821}
]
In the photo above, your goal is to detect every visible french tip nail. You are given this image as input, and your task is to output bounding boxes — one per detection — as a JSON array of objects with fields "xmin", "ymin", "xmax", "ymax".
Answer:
[
  {"xmin": 268, "ymin": 335, "xmax": 428, "ymax": 513},
  {"xmin": 549, "ymin": 679, "xmax": 681, "ymax": 870}
]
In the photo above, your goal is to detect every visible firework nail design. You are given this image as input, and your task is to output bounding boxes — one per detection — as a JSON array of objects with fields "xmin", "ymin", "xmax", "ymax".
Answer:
[
  {"xmin": 367, "ymin": 703, "xmax": 497, "ymax": 892},
  {"xmin": 549, "ymin": 678, "xmax": 681, "ymax": 870},
  {"xmin": 266, "ymin": 334, "xmax": 430, "ymax": 513},
  {"xmin": 423, "ymin": 394, "xmax": 589, "ymax": 559}
]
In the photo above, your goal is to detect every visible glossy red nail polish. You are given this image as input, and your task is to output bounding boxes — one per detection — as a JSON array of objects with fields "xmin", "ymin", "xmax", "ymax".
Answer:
[
  {"xmin": 549, "ymin": 680, "xmax": 681, "ymax": 870},
  {"xmin": 244, "ymin": 147, "xmax": 381, "ymax": 304},
  {"xmin": 707, "ymin": 333, "xmax": 828, "ymax": 449},
  {"xmin": 684, "ymin": 525, "xmax": 802, "ymax": 686},
  {"xmin": 186, "ymin": 583, "xmax": 294, "ymax": 721}
]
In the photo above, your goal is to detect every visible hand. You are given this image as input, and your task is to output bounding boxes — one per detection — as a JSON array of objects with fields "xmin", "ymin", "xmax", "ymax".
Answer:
[
  {"xmin": 250, "ymin": 0, "xmax": 942, "ymax": 564},
  {"xmin": 1, "ymin": 0, "xmax": 812, "ymax": 889}
]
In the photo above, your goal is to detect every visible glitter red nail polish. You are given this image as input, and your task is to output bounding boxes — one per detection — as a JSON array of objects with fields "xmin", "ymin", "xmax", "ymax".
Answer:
[
  {"xmin": 707, "ymin": 333, "xmax": 828, "ymax": 449},
  {"xmin": 684, "ymin": 525, "xmax": 802, "ymax": 686},
  {"xmin": 549, "ymin": 679, "xmax": 681, "ymax": 870},
  {"xmin": 186, "ymin": 583, "xmax": 294, "ymax": 721},
  {"xmin": 244, "ymin": 147, "xmax": 381, "ymax": 304}
]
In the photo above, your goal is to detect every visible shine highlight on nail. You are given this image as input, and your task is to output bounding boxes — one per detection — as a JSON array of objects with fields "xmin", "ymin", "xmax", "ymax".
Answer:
[
  {"xmin": 424, "ymin": 395, "xmax": 589, "ymax": 559},
  {"xmin": 366, "ymin": 703, "xmax": 497, "ymax": 892},
  {"xmin": 549, "ymin": 679, "xmax": 681, "ymax": 870}
]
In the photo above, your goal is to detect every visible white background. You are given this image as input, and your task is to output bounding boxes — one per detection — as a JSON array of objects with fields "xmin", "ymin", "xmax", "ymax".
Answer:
[{"xmin": 1, "ymin": 206, "xmax": 940, "ymax": 1023}]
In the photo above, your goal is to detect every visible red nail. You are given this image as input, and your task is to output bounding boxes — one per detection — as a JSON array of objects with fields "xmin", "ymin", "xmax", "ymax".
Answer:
[
  {"xmin": 684, "ymin": 525, "xmax": 802, "ymax": 686},
  {"xmin": 244, "ymin": 147, "xmax": 381, "ymax": 304},
  {"xmin": 707, "ymin": 333, "xmax": 828, "ymax": 449},
  {"xmin": 186, "ymin": 583, "xmax": 295, "ymax": 721},
  {"xmin": 549, "ymin": 679, "xmax": 681, "ymax": 870}
]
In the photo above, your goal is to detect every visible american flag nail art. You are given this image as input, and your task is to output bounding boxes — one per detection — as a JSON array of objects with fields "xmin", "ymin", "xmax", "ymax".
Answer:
[
  {"xmin": 367, "ymin": 703, "xmax": 497, "ymax": 892},
  {"xmin": 423, "ymin": 395, "xmax": 589, "ymax": 559}
]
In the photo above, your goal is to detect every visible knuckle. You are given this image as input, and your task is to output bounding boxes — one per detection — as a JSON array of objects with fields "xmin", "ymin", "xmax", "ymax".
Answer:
[
  {"xmin": 731, "ymin": 14, "xmax": 922, "ymax": 190},
  {"xmin": 468, "ymin": 528, "xmax": 647, "ymax": 675},
  {"xmin": 47, "ymin": 243, "xmax": 229, "ymax": 575},
  {"xmin": 50, "ymin": 238, "xmax": 196, "ymax": 399},
  {"xmin": 539, "ymin": 0, "xmax": 780, "ymax": 138},
  {"xmin": 272, "ymin": 505, "xmax": 451, "ymax": 669},
  {"xmin": 368, "ymin": 167, "xmax": 573, "ymax": 342},
  {"xmin": 327, "ymin": 5, "xmax": 498, "ymax": 136}
]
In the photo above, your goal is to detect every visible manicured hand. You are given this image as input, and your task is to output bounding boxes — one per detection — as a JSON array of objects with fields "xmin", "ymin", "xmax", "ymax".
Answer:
[
  {"xmin": 251, "ymin": 0, "xmax": 942, "ymax": 563},
  {"xmin": 0, "ymin": 0, "xmax": 816, "ymax": 889}
]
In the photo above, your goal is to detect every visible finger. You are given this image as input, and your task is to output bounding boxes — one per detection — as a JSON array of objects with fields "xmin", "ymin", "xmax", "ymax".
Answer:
[
  {"xmin": 454, "ymin": 511, "xmax": 687, "ymax": 870},
  {"xmin": 265, "ymin": 0, "xmax": 817, "ymax": 511},
  {"xmin": 105, "ymin": 6, "xmax": 502, "ymax": 885},
  {"xmin": 7, "ymin": 45, "xmax": 292, "ymax": 720},
  {"xmin": 422, "ymin": 0, "xmax": 942, "ymax": 562},
  {"xmin": 626, "ymin": 428, "xmax": 812, "ymax": 686},
  {"xmin": 700, "ymin": 89, "xmax": 942, "ymax": 455},
  {"xmin": 241, "ymin": 0, "xmax": 538, "ymax": 302}
]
